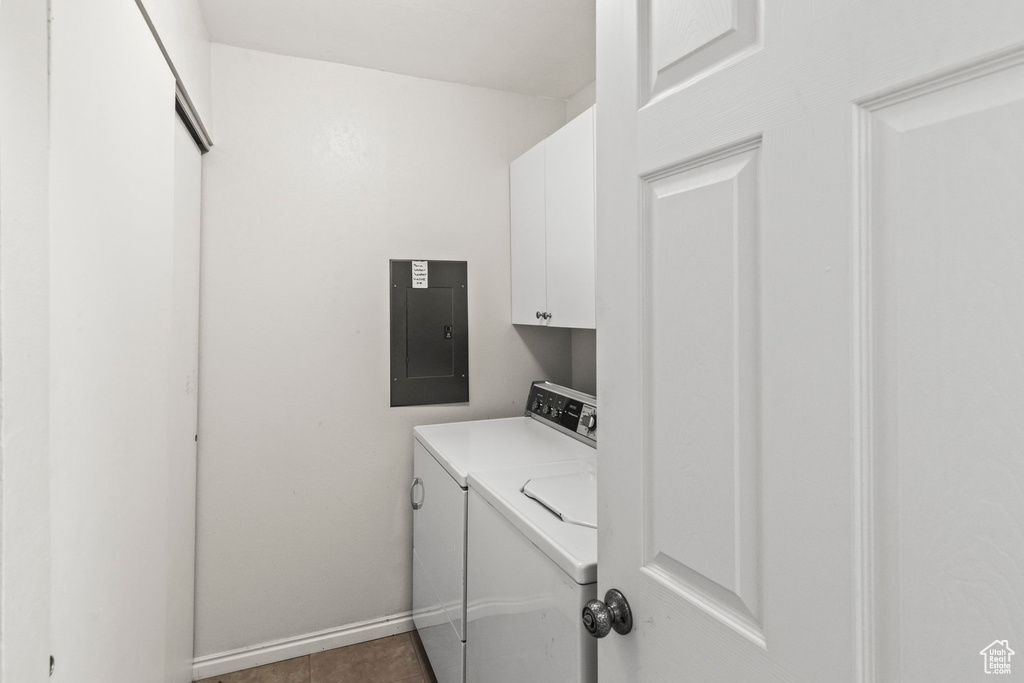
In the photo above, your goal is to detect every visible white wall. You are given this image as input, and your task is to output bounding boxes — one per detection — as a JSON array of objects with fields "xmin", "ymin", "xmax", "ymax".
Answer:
[
  {"xmin": 0, "ymin": 0, "xmax": 51, "ymax": 679},
  {"xmin": 571, "ymin": 329, "xmax": 597, "ymax": 395},
  {"xmin": 195, "ymin": 44, "xmax": 572, "ymax": 660},
  {"xmin": 566, "ymin": 80, "xmax": 598, "ymax": 396},
  {"xmin": 566, "ymin": 80, "xmax": 596, "ymax": 121}
]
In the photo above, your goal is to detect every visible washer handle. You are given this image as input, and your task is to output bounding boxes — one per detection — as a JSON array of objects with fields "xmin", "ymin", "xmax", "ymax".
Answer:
[{"xmin": 410, "ymin": 477, "xmax": 425, "ymax": 510}]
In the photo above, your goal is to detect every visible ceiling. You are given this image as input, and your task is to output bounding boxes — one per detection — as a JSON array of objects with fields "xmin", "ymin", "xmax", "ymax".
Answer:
[{"xmin": 198, "ymin": 0, "xmax": 595, "ymax": 100}]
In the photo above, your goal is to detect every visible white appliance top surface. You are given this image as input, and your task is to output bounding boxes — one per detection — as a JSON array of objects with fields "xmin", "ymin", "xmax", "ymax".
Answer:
[
  {"xmin": 523, "ymin": 471, "xmax": 597, "ymax": 529},
  {"xmin": 414, "ymin": 416, "xmax": 595, "ymax": 487},
  {"xmin": 469, "ymin": 459, "xmax": 597, "ymax": 584}
]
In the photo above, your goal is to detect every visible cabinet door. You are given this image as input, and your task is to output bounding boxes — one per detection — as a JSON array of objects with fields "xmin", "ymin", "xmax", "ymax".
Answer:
[
  {"xmin": 544, "ymin": 106, "xmax": 595, "ymax": 329},
  {"xmin": 510, "ymin": 141, "xmax": 548, "ymax": 325}
]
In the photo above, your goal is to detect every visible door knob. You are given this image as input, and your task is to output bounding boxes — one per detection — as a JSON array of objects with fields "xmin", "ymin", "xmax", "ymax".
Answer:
[{"xmin": 582, "ymin": 589, "xmax": 632, "ymax": 638}]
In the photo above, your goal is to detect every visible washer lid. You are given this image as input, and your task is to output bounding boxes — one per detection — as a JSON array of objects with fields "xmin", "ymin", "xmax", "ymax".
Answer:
[
  {"xmin": 469, "ymin": 459, "xmax": 596, "ymax": 584},
  {"xmin": 522, "ymin": 471, "xmax": 597, "ymax": 529}
]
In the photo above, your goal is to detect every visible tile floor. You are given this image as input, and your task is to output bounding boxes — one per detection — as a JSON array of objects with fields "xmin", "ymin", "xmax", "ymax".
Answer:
[{"xmin": 196, "ymin": 632, "xmax": 438, "ymax": 683}]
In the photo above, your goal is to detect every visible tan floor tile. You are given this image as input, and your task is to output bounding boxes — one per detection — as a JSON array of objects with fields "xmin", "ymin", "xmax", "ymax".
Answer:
[
  {"xmin": 310, "ymin": 633, "xmax": 421, "ymax": 683},
  {"xmin": 394, "ymin": 677, "xmax": 425, "ymax": 683},
  {"xmin": 408, "ymin": 631, "xmax": 438, "ymax": 683},
  {"xmin": 196, "ymin": 655, "xmax": 310, "ymax": 683}
]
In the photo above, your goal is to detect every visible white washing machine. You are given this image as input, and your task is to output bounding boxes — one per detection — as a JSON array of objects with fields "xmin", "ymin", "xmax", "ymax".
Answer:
[
  {"xmin": 466, "ymin": 458, "xmax": 597, "ymax": 683},
  {"xmin": 411, "ymin": 382, "xmax": 597, "ymax": 683}
]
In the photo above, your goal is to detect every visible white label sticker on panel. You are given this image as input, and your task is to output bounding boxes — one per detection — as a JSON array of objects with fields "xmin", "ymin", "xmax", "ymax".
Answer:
[{"xmin": 412, "ymin": 260, "xmax": 428, "ymax": 288}]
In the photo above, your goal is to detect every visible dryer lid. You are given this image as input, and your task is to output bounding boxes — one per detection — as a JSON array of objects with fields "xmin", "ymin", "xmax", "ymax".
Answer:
[{"xmin": 522, "ymin": 471, "xmax": 597, "ymax": 529}]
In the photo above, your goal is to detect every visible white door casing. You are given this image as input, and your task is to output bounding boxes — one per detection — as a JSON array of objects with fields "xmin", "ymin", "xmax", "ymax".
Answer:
[
  {"xmin": 166, "ymin": 116, "xmax": 203, "ymax": 683},
  {"xmin": 596, "ymin": 1, "xmax": 1024, "ymax": 681}
]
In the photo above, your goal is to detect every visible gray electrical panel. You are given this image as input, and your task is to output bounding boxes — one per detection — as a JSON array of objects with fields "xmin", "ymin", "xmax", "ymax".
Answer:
[{"xmin": 390, "ymin": 260, "xmax": 468, "ymax": 406}]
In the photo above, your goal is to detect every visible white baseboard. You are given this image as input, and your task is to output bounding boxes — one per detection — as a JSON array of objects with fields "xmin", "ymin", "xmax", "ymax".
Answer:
[{"xmin": 191, "ymin": 611, "xmax": 415, "ymax": 681}]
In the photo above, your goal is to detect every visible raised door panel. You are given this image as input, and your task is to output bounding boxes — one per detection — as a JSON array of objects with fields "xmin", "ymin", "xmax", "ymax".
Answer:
[
  {"xmin": 644, "ymin": 145, "xmax": 763, "ymax": 643},
  {"xmin": 645, "ymin": 0, "xmax": 759, "ymax": 101},
  {"xmin": 510, "ymin": 141, "xmax": 548, "ymax": 325},
  {"xmin": 864, "ymin": 58, "xmax": 1024, "ymax": 683},
  {"xmin": 545, "ymin": 107, "xmax": 596, "ymax": 329}
]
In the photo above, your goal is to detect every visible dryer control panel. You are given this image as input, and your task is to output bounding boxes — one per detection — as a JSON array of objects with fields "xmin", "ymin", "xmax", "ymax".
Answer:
[{"xmin": 525, "ymin": 381, "xmax": 597, "ymax": 447}]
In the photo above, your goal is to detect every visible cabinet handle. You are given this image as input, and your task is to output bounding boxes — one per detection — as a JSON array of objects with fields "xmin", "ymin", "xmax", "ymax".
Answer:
[
  {"xmin": 535, "ymin": 311, "xmax": 552, "ymax": 320},
  {"xmin": 410, "ymin": 477, "xmax": 424, "ymax": 510}
]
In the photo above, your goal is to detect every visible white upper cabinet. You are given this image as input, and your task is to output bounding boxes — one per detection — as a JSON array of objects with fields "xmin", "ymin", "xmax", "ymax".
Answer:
[{"xmin": 510, "ymin": 106, "xmax": 595, "ymax": 329}]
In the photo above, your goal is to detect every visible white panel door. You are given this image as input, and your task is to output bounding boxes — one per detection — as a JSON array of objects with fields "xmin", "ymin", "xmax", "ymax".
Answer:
[
  {"xmin": 165, "ymin": 116, "xmax": 203, "ymax": 683},
  {"xmin": 597, "ymin": 1, "xmax": 1024, "ymax": 681},
  {"xmin": 49, "ymin": 0, "xmax": 179, "ymax": 680}
]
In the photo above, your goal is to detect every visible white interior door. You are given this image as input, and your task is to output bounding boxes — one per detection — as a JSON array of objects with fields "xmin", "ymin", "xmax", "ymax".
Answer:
[
  {"xmin": 49, "ymin": 0, "xmax": 182, "ymax": 679},
  {"xmin": 596, "ymin": 1, "xmax": 1024, "ymax": 681}
]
